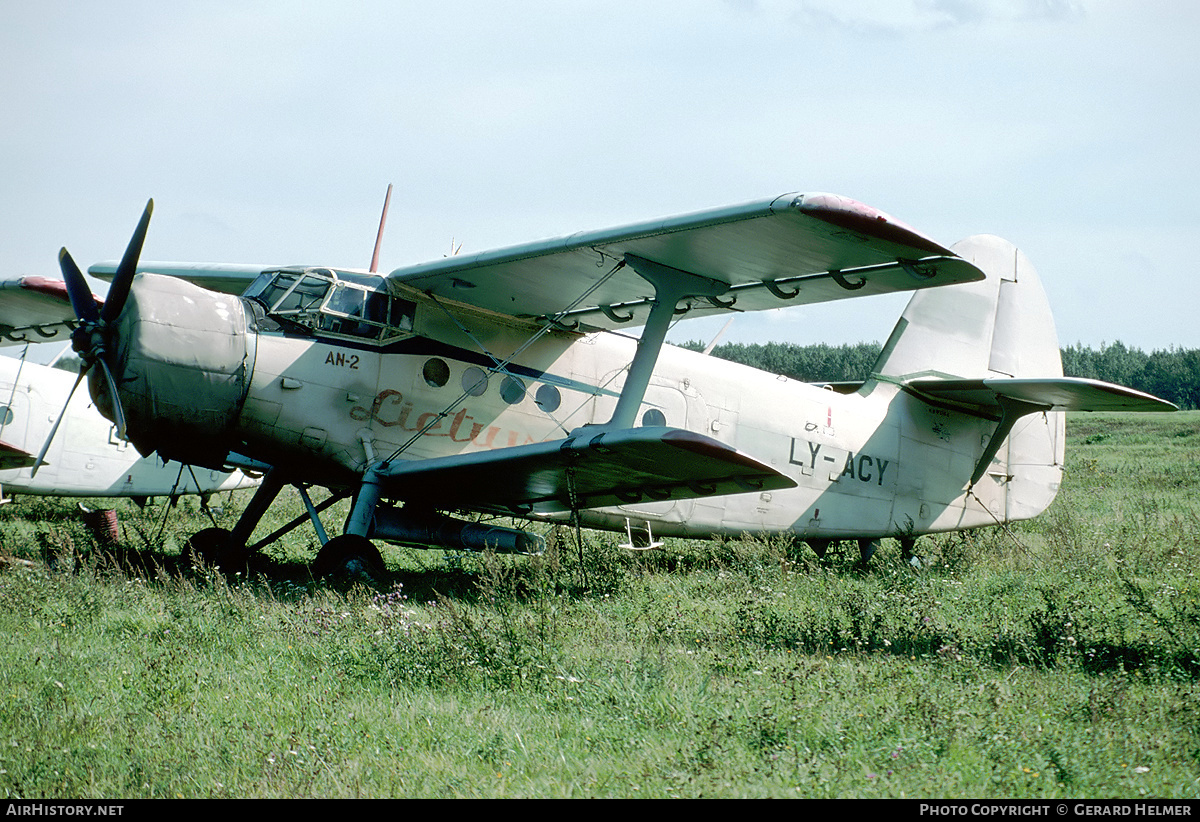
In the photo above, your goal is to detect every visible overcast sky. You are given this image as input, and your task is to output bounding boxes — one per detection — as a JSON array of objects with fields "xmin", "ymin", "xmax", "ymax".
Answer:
[{"xmin": 2, "ymin": 0, "xmax": 1196, "ymax": 352}]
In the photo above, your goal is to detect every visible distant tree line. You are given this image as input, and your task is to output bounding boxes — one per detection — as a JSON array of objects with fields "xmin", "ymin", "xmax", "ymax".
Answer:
[
  {"xmin": 1060, "ymin": 342, "xmax": 1200, "ymax": 411},
  {"xmin": 679, "ymin": 340, "xmax": 1200, "ymax": 410}
]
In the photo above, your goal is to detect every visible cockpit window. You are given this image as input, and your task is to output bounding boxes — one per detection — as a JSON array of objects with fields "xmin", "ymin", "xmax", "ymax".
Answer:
[
  {"xmin": 318, "ymin": 282, "xmax": 416, "ymax": 340},
  {"xmin": 243, "ymin": 268, "xmax": 415, "ymax": 343},
  {"xmin": 277, "ymin": 273, "xmax": 332, "ymax": 315},
  {"xmin": 245, "ymin": 270, "xmax": 301, "ymax": 309}
]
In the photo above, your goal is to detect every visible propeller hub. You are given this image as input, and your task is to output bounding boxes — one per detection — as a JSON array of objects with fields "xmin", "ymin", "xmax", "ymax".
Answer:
[{"xmin": 70, "ymin": 322, "xmax": 107, "ymax": 362}]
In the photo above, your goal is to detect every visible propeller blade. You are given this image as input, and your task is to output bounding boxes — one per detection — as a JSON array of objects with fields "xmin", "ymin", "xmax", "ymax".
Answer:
[
  {"xmin": 102, "ymin": 198, "xmax": 154, "ymax": 324},
  {"xmin": 58, "ymin": 248, "xmax": 100, "ymax": 324},
  {"xmin": 30, "ymin": 368, "xmax": 88, "ymax": 478},
  {"xmin": 95, "ymin": 358, "xmax": 127, "ymax": 441}
]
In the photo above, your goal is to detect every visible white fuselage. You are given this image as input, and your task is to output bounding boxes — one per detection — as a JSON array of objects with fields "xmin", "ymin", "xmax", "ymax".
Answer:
[{"xmin": 228, "ymin": 284, "xmax": 1063, "ymax": 540}]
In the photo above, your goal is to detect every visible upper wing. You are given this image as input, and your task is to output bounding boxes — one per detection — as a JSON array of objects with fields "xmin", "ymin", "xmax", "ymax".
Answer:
[
  {"xmin": 88, "ymin": 262, "xmax": 272, "ymax": 296},
  {"xmin": 84, "ymin": 192, "xmax": 985, "ymax": 330},
  {"xmin": 387, "ymin": 192, "xmax": 985, "ymax": 330},
  {"xmin": 0, "ymin": 277, "xmax": 100, "ymax": 346}
]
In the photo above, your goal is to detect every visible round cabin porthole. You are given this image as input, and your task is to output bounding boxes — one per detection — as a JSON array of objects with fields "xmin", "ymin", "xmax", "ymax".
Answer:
[
  {"xmin": 500, "ymin": 375, "xmax": 526, "ymax": 405},
  {"xmin": 535, "ymin": 383, "xmax": 561, "ymax": 413},
  {"xmin": 641, "ymin": 408, "xmax": 667, "ymax": 427},
  {"xmin": 462, "ymin": 366, "xmax": 488, "ymax": 397},
  {"xmin": 422, "ymin": 358, "xmax": 450, "ymax": 388}
]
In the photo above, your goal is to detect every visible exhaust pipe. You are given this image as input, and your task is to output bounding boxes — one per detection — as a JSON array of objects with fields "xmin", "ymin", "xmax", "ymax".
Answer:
[{"xmin": 370, "ymin": 507, "xmax": 545, "ymax": 555}]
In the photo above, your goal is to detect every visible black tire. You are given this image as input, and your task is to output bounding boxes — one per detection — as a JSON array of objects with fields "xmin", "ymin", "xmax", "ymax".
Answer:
[
  {"xmin": 183, "ymin": 527, "xmax": 246, "ymax": 572},
  {"xmin": 311, "ymin": 534, "xmax": 385, "ymax": 582}
]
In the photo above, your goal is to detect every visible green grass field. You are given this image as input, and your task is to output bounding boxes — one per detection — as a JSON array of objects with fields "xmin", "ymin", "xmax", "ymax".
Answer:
[{"xmin": 1, "ymin": 412, "xmax": 1198, "ymax": 798}]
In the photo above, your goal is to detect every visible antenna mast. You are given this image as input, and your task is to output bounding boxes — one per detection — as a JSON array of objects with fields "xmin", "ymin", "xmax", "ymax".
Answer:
[{"xmin": 369, "ymin": 183, "xmax": 393, "ymax": 273}]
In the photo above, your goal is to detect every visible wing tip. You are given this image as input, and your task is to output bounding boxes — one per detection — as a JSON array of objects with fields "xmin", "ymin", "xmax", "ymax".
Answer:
[{"xmin": 790, "ymin": 192, "xmax": 953, "ymax": 257}]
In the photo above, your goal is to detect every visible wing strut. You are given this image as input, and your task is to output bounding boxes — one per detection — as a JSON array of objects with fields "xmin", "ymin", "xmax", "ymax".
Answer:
[
  {"xmin": 601, "ymin": 253, "xmax": 729, "ymax": 430},
  {"xmin": 969, "ymin": 395, "xmax": 1046, "ymax": 487}
]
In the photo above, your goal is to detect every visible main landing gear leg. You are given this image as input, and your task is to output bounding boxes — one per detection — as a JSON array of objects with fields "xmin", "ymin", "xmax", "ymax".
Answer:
[{"xmin": 311, "ymin": 469, "xmax": 385, "ymax": 581}]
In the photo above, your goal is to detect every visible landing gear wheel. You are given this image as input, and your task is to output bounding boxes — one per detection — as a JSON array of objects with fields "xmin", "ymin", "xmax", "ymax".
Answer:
[
  {"xmin": 899, "ymin": 536, "xmax": 922, "ymax": 569},
  {"xmin": 183, "ymin": 527, "xmax": 246, "ymax": 572},
  {"xmin": 312, "ymin": 534, "xmax": 385, "ymax": 582}
]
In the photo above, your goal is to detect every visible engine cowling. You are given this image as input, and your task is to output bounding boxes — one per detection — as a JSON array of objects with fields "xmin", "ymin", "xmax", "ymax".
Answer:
[{"xmin": 106, "ymin": 272, "xmax": 254, "ymax": 467}]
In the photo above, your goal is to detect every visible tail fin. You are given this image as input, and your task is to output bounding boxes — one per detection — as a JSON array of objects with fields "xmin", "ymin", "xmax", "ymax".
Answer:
[
  {"xmin": 873, "ymin": 234, "xmax": 1062, "ymax": 381},
  {"xmin": 874, "ymin": 235, "xmax": 1066, "ymax": 524},
  {"xmin": 872, "ymin": 235, "xmax": 1173, "ymax": 526}
]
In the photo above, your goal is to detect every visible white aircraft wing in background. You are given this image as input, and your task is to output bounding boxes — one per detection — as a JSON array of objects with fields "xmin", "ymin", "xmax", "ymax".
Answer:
[
  {"xmin": 0, "ymin": 348, "xmax": 257, "ymax": 499},
  {"xmin": 0, "ymin": 276, "xmax": 99, "ymax": 346}
]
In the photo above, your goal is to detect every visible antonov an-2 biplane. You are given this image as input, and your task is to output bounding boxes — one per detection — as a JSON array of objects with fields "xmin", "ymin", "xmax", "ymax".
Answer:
[{"xmin": 16, "ymin": 191, "xmax": 1174, "ymax": 575}]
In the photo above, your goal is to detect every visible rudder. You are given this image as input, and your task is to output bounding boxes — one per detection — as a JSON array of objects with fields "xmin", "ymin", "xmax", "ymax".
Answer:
[{"xmin": 873, "ymin": 234, "xmax": 1063, "ymax": 381}]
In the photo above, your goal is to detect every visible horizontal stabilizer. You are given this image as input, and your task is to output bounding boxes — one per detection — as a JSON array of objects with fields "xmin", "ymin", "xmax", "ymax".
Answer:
[
  {"xmin": 906, "ymin": 377, "xmax": 1176, "ymax": 487},
  {"xmin": 906, "ymin": 377, "xmax": 1177, "ymax": 417},
  {"xmin": 375, "ymin": 426, "xmax": 796, "ymax": 515}
]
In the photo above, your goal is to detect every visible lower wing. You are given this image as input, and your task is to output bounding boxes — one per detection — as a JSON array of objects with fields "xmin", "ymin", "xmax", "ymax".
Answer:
[{"xmin": 372, "ymin": 426, "xmax": 795, "ymax": 516}]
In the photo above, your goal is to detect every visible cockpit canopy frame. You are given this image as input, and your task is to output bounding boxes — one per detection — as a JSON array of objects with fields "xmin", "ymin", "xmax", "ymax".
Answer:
[{"xmin": 243, "ymin": 267, "xmax": 416, "ymax": 344}]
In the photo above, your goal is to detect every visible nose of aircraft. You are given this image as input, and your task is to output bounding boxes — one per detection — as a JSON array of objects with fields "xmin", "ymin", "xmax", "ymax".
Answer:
[
  {"xmin": 53, "ymin": 200, "xmax": 253, "ymax": 470},
  {"xmin": 33, "ymin": 201, "xmax": 153, "ymax": 476},
  {"xmin": 108, "ymin": 272, "xmax": 254, "ymax": 466}
]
